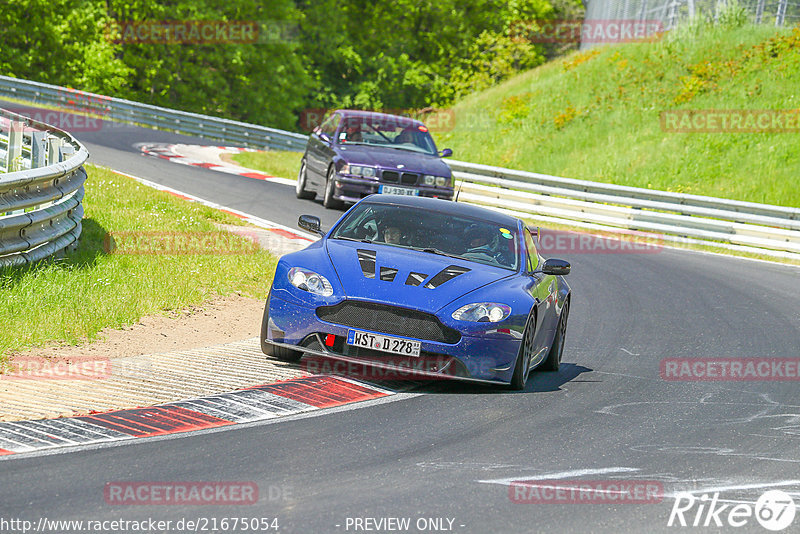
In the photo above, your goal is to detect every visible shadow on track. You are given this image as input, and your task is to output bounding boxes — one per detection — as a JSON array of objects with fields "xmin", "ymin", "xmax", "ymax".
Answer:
[{"xmin": 364, "ymin": 363, "xmax": 594, "ymax": 396}]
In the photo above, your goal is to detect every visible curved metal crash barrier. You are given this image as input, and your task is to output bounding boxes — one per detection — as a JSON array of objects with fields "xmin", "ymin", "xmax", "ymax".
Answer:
[{"xmin": 0, "ymin": 107, "xmax": 88, "ymax": 267}]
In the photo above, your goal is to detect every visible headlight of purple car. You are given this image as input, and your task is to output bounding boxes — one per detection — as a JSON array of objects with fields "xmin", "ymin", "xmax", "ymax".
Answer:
[
  {"xmin": 344, "ymin": 165, "xmax": 377, "ymax": 177},
  {"xmin": 423, "ymin": 174, "xmax": 450, "ymax": 187}
]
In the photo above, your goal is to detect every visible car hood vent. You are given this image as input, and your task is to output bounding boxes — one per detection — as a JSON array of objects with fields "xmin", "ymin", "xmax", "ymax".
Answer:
[
  {"xmin": 424, "ymin": 265, "xmax": 471, "ymax": 289},
  {"xmin": 380, "ymin": 267, "xmax": 398, "ymax": 281},
  {"xmin": 405, "ymin": 272, "xmax": 428, "ymax": 286},
  {"xmin": 357, "ymin": 249, "xmax": 377, "ymax": 279},
  {"xmin": 327, "ymin": 240, "xmax": 511, "ymax": 312}
]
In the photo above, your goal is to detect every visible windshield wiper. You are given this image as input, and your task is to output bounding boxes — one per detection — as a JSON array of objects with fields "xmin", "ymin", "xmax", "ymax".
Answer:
[
  {"xmin": 333, "ymin": 236, "xmax": 373, "ymax": 243},
  {"xmin": 418, "ymin": 247, "xmax": 462, "ymax": 259},
  {"xmin": 377, "ymin": 145, "xmax": 432, "ymax": 155}
]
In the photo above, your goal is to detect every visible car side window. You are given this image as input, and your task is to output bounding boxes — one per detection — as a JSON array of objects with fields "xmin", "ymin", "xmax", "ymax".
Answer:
[
  {"xmin": 524, "ymin": 228, "xmax": 539, "ymax": 273},
  {"xmin": 319, "ymin": 114, "xmax": 339, "ymax": 138}
]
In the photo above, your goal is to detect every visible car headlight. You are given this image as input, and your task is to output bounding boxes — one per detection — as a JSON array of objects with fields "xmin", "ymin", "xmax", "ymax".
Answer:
[
  {"xmin": 343, "ymin": 165, "xmax": 375, "ymax": 177},
  {"xmin": 288, "ymin": 267, "xmax": 334, "ymax": 297},
  {"xmin": 423, "ymin": 175, "xmax": 450, "ymax": 187},
  {"xmin": 452, "ymin": 303, "xmax": 512, "ymax": 322}
]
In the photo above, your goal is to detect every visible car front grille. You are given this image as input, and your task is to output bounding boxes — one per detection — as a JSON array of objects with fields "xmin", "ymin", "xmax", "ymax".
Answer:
[
  {"xmin": 380, "ymin": 171, "xmax": 419, "ymax": 186},
  {"xmin": 401, "ymin": 172, "xmax": 418, "ymax": 185},
  {"xmin": 315, "ymin": 301, "xmax": 461, "ymax": 344}
]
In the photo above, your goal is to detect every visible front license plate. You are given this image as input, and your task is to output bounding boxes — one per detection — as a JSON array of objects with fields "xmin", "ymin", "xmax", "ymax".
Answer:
[
  {"xmin": 379, "ymin": 185, "xmax": 419, "ymax": 196},
  {"xmin": 347, "ymin": 329, "xmax": 421, "ymax": 357}
]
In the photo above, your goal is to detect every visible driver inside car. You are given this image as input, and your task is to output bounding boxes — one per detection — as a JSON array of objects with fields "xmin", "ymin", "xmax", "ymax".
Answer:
[
  {"xmin": 394, "ymin": 126, "xmax": 416, "ymax": 145},
  {"xmin": 463, "ymin": 225, "xmax": 513, "ymax": 265},
  {"xmin": 465, "ymin": 225, "xmax": 495, "ymax": 252},
  {"xmin": 343, "ymin": 123, "xmax": 363, "ymax": 142},
  {"xmin": 383, "ymin": 225, "xmax": 404, "ymax": 245}
]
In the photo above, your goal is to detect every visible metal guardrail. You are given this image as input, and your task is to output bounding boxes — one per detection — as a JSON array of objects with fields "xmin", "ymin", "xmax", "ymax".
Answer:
[
  {"xmin": 0, "ymin": 75, "xmax": 307, "ymax": 152},
  {"xmin": 0, "ymin": 108, "xmax": 87, "ymax": 267},
  {"xmin": 448, "ymin": 159, "xmax": 800, "ymax": 258},
  {"xmin": 1, "ymin": 75, "xmax": 797, "ymax": 260}
]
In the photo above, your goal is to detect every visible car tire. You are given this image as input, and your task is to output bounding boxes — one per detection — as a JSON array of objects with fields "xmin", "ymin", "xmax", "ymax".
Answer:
[
  {"xmin": 260, "ymin": 292, "xmax": 303, "ymax": 362},
  {"xmin": 296, "ymin": 160, "xmax": 315, "ymax": 200},
  {"xmin": 509, "ymin": 311, "xmax": 536, "ymax": 390},
  {"xmin": 323, "ymin": 167, "xmax": 344, "ymax": 210},
  {"xmin": 541, "ymin": 299, "xmax": 569, "ymax": 372}
]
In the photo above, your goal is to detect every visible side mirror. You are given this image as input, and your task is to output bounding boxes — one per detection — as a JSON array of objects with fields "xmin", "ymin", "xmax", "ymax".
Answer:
[
  {"xmin": 439, "ymin": 148, "xmax": 453, "ymax": 158},
  {"xmin": 541, "ymin": 258, "xmax": 570, "ymax": 276},
  {"xmin": 298, "ymin": 215, "xmax": 325, "ymax": 237},
  {"xmin": 319, "ymin": 132, "xmax": 331, "ymax": 144},
  {"xmin": 526, "ymin": 225, "xmax": 539, "ymax": 238}
]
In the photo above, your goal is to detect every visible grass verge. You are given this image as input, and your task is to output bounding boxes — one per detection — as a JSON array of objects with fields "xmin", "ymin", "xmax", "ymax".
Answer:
[
  {"xmin": 430, "ymin": 24, "xmax": 800, "ymax": 208},
  {"xmin": 231, "ymin": 150, "xmax": 303, "ymax": 179},
  {"xmin": 0, "ymin": 164, "xmax": 278, "ymax": 362}
]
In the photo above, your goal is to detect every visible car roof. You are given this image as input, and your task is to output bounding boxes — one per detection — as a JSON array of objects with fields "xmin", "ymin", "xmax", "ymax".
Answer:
[
  {"xmin": 334, "ymin": 109, "xmax": 425, "ymax": 127},
  {"xmin": 359, "ymin": 195, "xmax": 521, "ymax": 227}
]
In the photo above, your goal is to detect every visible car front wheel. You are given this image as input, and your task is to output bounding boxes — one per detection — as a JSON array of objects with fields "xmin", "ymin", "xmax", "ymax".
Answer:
[
  {"xmin": 323, "ymin": 167, "xmax": 344, "ymax": 210},
  {"xmin": 296, "ymin": 160, "xmax": 315, "ymax": 200},
  {"xmin": 509, "ymin": 312, "xmax": 536, "ymax": 390},
  {"xmin": 541, "ymin": 299, "xmax": 569, "ymax": 372},
  {"xmin": 260, "ymin": 292, "xmax": 303, "ymax": 362}
]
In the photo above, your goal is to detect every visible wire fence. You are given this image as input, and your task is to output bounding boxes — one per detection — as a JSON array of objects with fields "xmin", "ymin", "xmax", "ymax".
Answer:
[{"xmin": 582, "ymin": 0, "xmax": 800, "ymax": 48}]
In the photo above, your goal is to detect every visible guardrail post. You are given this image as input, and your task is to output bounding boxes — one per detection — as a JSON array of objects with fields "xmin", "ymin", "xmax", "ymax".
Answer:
[
  {"xmin": 755, "ymin": 0, "xmax": 765, "ymax": 23},
  {"xmin": 47, "ymin": 136, "xmax": 63, "ymax": 164},
  {"xmin": 59, "ymin": 144, "xmax": 75, "ymax": 162},
  {"xmin": 775, "ymin": 0, "xmax": 787, "ymax": 25},
  {"xmin": 31, "ymin": 131, "xmax": 47, "ymax": 168},
  {"xmin": 6, "ymin": 120, "xmax": 23, "ymax": 172}
]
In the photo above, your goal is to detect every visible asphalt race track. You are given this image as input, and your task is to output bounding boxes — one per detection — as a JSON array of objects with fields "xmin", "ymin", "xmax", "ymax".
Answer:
[{"xmin": 2, "ymin": 100, "xmax": 800, "ymax": 533}]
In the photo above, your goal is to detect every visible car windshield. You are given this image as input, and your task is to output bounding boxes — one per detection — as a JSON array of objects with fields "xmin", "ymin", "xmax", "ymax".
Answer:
[
  {"xmin": 336, "ymin": 115, "xmax": 438, "ymax": 156},
  {"xmin": 331, "ymin": 203, "xmax": 519, "ymax": 271}
]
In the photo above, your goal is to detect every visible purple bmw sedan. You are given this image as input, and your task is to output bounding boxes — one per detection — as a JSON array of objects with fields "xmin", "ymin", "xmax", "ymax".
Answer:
[{"xmin": 296, "ymin": 109, "xmax": 454, "ymax": 209}]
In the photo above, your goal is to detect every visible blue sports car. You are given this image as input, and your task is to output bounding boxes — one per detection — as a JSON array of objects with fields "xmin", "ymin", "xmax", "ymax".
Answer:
[{"xmin": 260, "ymin": 195, "xmax": 571, "ymax": 389}]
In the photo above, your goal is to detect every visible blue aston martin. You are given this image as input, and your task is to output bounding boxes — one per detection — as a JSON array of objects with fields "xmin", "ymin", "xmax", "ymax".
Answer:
[{"xmin": 260, "ymin": 195, "xmax": 571, "ymax": 389}]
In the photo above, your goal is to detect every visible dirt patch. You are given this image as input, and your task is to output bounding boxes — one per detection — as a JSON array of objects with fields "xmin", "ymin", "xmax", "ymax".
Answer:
[
  {"xmin": 218, "ymin": 151, "xmax": 238, "ymax": 165},
  {"xmin": 8, "ymin": 294, "xmax": 266, "ymax": 362}
]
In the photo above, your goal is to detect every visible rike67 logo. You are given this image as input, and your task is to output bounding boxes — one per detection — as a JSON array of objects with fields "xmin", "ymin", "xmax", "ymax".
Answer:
[{"xmin": 668, "ymin": 490, "xmax": 796, "ymax": 531}]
